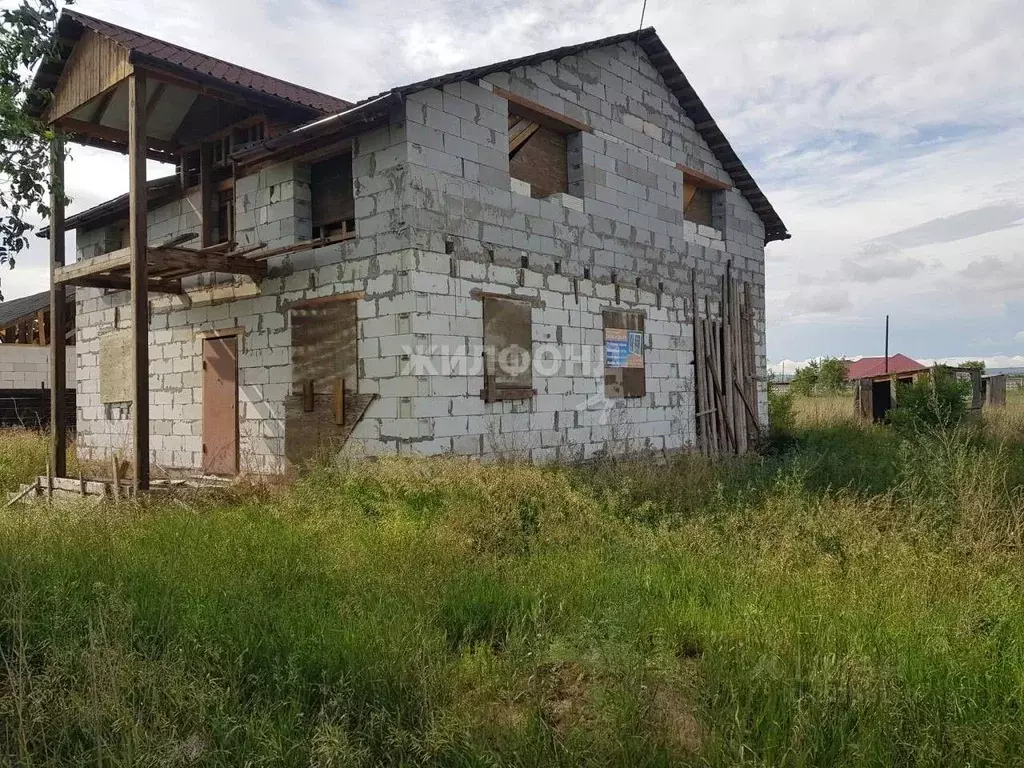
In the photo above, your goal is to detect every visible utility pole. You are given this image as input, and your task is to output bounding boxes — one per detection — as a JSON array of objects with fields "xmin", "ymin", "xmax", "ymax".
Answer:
[{"xmin": 884, "ymin": 315, "xmax": 890, "ymax": 374}]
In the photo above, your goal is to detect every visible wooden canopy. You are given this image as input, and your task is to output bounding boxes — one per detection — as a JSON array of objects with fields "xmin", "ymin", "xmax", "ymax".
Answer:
[{"xmin": 31, "ymin": 11, "xmax": 343, "ymax": 491}]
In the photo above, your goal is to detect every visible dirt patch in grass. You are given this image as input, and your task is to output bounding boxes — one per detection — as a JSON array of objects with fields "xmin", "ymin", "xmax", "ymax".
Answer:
[
  {"xmin": 537, "ymin": 661, "xmax": 591, "ymax": 737},
  {"xmin": 652, "ymin": 685, "xmax": 704, "ymax": 755}
]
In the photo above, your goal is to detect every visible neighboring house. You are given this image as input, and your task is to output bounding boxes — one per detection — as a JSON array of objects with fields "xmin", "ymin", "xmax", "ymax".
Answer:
[
  {"xmin": 33, "ymin": 10, "xmax": 789, "ymax": 480},
  {"xmin": 0, "ymin": 289, "xmax": 76, "ymax": 427}
]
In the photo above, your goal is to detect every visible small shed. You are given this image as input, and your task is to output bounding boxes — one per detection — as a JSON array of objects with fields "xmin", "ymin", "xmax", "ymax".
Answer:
[
  {"xmin": 854, "ymin": 363, "xmax": 985, "ymax": 423},
  {"xmin": 851, "ymin": 355, "xmax": 930, "ymax": 422},
  {"xmin": 982, "ymin": 374, "xmax": 1008, "ymax": 407}
]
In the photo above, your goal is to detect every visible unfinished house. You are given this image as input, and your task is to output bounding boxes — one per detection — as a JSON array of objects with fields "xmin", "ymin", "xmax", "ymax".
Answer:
[{"xmin": 32, "ymin": 10, "xmax": 789, "ymax": 487}]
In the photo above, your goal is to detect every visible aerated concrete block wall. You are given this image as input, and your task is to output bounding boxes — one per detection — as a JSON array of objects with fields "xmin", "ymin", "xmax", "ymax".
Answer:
[
  {"xmin": 76, "ymin": 189, "xmax": 203, "ymax": 261},
  {"xmin": 0, "ymin": 345, "xmax": 76, "ymax": 390},
  {"xmin": 371, "ymin": 40, "xmax": 769, "ymax": 455},
  {"xmin": 74, "ymin": 40, "xmax": 770, "ymax": 471},
  {"xmin": 74, "ymin": 126, "xmax": 417, "ymax": 473}
]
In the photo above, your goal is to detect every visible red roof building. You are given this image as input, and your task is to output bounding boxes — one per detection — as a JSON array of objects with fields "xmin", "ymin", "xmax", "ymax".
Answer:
[{"xmin": 845, "ymin": 354, "xmax": 928, "ymax": 380}]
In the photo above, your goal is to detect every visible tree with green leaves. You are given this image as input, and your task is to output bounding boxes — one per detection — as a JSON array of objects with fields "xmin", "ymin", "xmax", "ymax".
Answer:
[
  {"xmin": 0, "ymin": 0, "xmax": 70, "ymax": 298},
  {"xmin": 960, "ymin": 360, "xmax": 986, "ymax": 374},
  {"xmin": 817, "ymin": 357, "xmax": 849, "ymax": 393},
  {"xmin": 789, "ymin": 360, "xmax": 819, "ymax": 397}
]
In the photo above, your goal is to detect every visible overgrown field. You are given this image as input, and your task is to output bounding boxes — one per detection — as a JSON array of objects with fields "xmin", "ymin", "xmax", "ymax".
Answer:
[{"xmin": 2, "ymin": 397, "xmax": 1024, "ymax": 766}]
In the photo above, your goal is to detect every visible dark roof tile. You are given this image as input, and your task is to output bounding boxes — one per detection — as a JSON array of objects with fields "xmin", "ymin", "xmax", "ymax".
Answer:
[
  {"xmin": 46, "ymin": 10, "xmax": 351, "ymax": 115},
  {"xmin": 0, "ymin": 288, "xmax": 75, "ymax": 330}
]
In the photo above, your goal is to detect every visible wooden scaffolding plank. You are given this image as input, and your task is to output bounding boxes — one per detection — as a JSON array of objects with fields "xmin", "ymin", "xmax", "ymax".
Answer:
[
  {"xmin": 53, "ymin": 245, "xmax": 132, "ymax": 284},
  {"xmin": 730, "ymin": 275, "xmax": 746, "ymax": 455},
  {"xmin": 722, "ymin": 265, "xmax": 737, "ymax": 454},
  {"xmin": 690, "ymin": 269, "xmax": 707, "ymax": 455}
]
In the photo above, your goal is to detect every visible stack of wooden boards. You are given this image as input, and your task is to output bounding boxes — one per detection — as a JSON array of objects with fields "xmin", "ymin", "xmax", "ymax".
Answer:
[{"xmin": 691, "ymin": 263, "xmax": 761, "ymax": 455}]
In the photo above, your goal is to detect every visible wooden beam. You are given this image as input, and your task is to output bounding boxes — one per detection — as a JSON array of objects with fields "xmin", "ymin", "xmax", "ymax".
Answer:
[
  {"xmin": 248, "ymin": 231, "xmax": 355, "ymax": 262},
  {"xmin": 88, "ymin": 87, "xmax": 117, "ymax": 125},
  {"xmin": 61, "ymin": 132, "xmax": 172, "ymax": 163},
  {"xmin": 491, "ymin": 86, "xmax": 593, "ymax": 135},
  {"xmin": 677, "ymin": 163, "xmax": 732, "ymax": 191},
  {"xmin": 59, "ymin": 117, "xmax": 177, "ymax": 154},
  {"xmin": 287, "ymin": 290, "xmax": 366, "ymax": 310},
  {"xmin": 142, "ymin": 66, "xmax": 254, "ymax": 109},
  {"xmin": 129, "ymin": 71, "xmax": 150, "ymax": 492},
  {"xmin": 145, "ymin": 82, "xmax": 167, "ymax": 119},
  {"xmin": 508, "ymin": 118, "xmax": 540, "ymax": 155},
  {"xmin": 49, "ymin": 137, "xmax": 67, "ymax": 478},
  {"xmin": 53, "ymin": 246, "xmax": 132, "ymax": 284},
  {"xmin": 152, "ymin": 247, "xmax": 268, "ymax": 279},
  {"xmin": 72, "ymin": 275, "xmax": 183, "ymax": 294}
]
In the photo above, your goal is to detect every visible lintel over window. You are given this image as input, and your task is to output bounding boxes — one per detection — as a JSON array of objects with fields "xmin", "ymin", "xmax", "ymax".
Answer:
[
  {"xmin": 497, "ymin": 87, "xmax": 590, "ymax": 201},
  {"xmin": 482, "ymin": 295, "xmax": 534, "ymax": 402},
  {"xmin": 679, "ymin": 165, "xmax": 730, "ymax": 230},
  {"xmin": 603, "ymin": 309, "xmax": 646, "ymax": 399}
]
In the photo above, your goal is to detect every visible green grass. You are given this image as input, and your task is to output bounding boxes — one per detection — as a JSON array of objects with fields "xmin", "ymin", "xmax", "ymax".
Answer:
[{"xmin": 1, "ymin": 411, "xmax": 1023, "ymax": 766}]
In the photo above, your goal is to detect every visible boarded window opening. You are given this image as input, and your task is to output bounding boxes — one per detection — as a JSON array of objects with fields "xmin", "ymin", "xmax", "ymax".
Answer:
[
  {"xmin": 603, "ymin": 310, "xmax": 646, "ymax": 399},
  {"xmin": 311, "ymin": 153, "xmax": 355, "ymax": 237},
  {"xmin": 683, "ymin": 182, "xmax": 715, "ymax": 228},
  {"xmin": 286, "ymin": 297, "xmax": 376, "ymax": 465},
  {"xmin": 99, "ymin": 329, "xmax": 132, "ymax": 404},
  {"xmin": 482, "ymin": 295, "xmax": 533, "ymax": 402},
  {"xmin": 291, "ymin": 300, "xmax": 358, "ymax": 396},
  {"xmin": 508, "ymin": 112, "xmax": 569, "ymax": 199}
]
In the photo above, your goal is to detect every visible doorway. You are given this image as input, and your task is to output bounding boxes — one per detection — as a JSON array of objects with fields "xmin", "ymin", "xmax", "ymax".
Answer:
[
  {"xmin": 871, "ymin": 379, "xmax": 892, "ymax": 422},
  {"xmin": 202, "ymin": 335, "xmax": 238, "ymax": 475}
]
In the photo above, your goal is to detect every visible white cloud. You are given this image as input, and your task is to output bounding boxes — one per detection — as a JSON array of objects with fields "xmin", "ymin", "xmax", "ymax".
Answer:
[{"xmin": 2, "ymin": 0, "xmax": 1020, "ymax": 367}]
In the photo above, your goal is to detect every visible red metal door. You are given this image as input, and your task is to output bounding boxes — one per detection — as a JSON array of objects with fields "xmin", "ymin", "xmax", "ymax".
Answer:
[{"xmin": 202, "ymin": 336, "xmax": 238, "ymax": 475}]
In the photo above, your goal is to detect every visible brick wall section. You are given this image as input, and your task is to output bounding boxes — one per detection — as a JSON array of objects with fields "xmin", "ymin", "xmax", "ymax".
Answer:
[
  {"xmin": 234, "ymin": 163, "xmax": 313, "ymax": 251},
  {"xmin": 0, "ymin": 345, "xmax": 76, "ymax": 389},
  {"xmin": 74, "ymin": 125, "xmax": 415, "ymax": 473},
  {"xmin": 396, "ymin": 41, "xmax": 768, "ymax": 438},
  {"xmin": 76, "ymin": 189, "xmax": 203, "ymax": 260},
  {"xmin": 344, "ymin": 250, "xmax": 696, "ymax": 460}
]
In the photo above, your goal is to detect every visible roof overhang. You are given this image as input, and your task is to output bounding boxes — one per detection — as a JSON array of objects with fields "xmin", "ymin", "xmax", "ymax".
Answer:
[{"xmin": 26, "ymin": 10, "xmax": 350, "ymax": 161}]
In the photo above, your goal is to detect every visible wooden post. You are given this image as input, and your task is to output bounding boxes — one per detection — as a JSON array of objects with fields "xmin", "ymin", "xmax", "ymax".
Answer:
[
  {"xmin": 49, "ymin": 137, "xmax": 67, "ymax": 478},
  {"xmin": 200, "ymin": 142, "xmax": 214, "ymax": 248},
  {"xmin": 690, "ymin": 268, "xmax": 704, "ymax": 454},
  {"xmin": 333, "ymin": 379, "xmax": 345, "ymax": 426},
  {"xmin": 129, "ymin": 71, "xmax": 150, "ymax": 492}
]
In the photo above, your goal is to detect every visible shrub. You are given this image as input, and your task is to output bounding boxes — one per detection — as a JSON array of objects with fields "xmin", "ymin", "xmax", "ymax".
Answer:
[
  {"xmin": 768, "ymin": 385, "xmax": 796, "ymax": 437},
  {"xmin": 888, "ymin": 368, "xmax": 973, "ymax": 431}
]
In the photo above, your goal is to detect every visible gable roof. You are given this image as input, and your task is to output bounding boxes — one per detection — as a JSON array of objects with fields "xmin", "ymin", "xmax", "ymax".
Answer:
[
  {"xmin": 28, "ymin": 10, "xmax": 350, "ymax": 118},
  {"xmin": 846, "ymin": 354, "xmax": 927, "ymax": 380},
  {"xmin": 0, "ymin": 288, "xmax": 75, "ymax": 331},
  {"xmin": 249, "ymin": 27, "xmax": 789, "ymax": 243}
]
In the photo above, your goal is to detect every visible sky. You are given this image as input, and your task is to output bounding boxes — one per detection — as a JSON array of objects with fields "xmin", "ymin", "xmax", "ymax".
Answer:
[{"xmin": 5, "ymin": 0, "xmax": 1023, "ymax": 371}]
